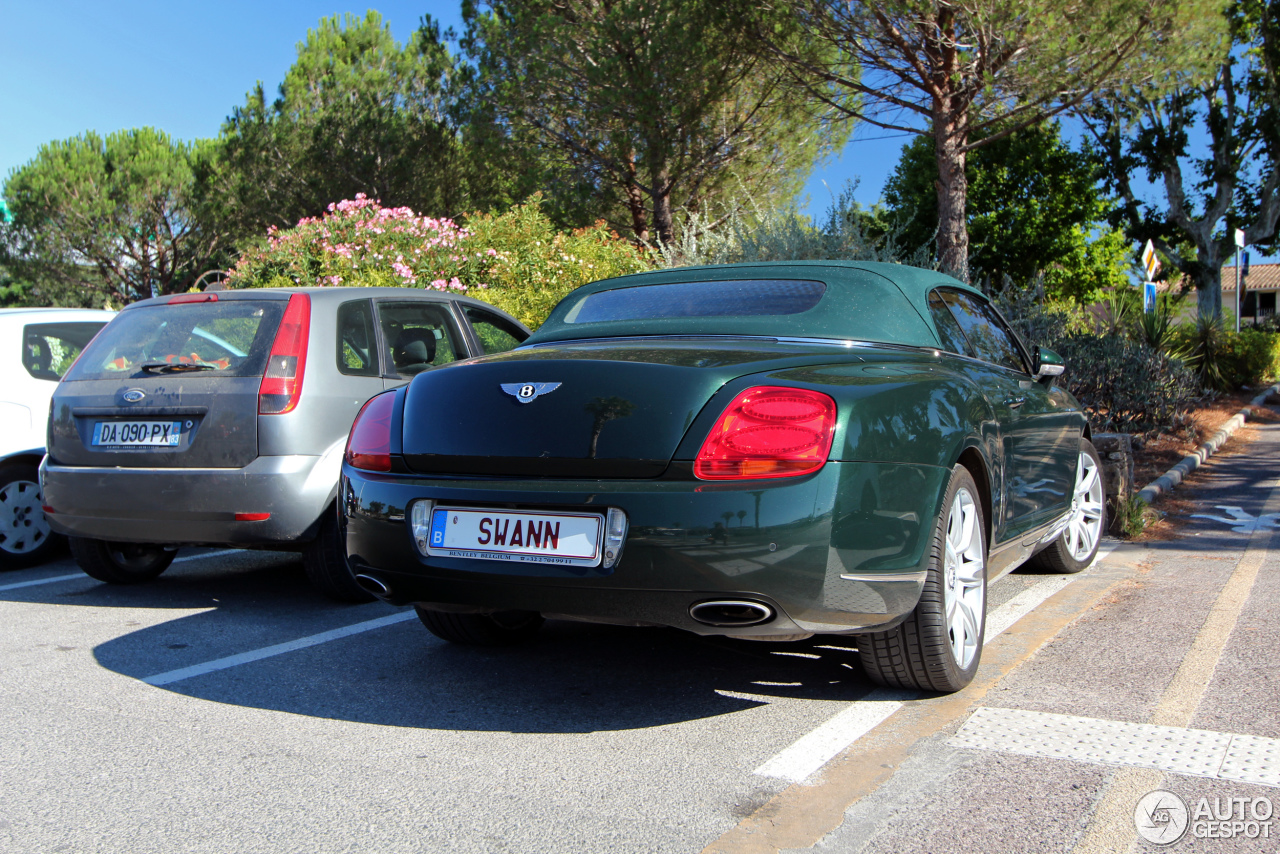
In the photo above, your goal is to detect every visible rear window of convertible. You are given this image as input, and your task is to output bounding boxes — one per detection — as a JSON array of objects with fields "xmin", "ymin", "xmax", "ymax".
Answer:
[
  {"xmin": 63, "ymin": 300, "xmax": 285, "ymax": 381},
  {"xmin": 562, "ymin": 279, "xmax": 826, "ymax": 324}
]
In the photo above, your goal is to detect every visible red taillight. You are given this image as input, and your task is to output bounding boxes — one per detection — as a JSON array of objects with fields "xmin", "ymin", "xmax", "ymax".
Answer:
[
  {"xmin": 169, "ymin": 293, "xmax": 218, "ymax": 304},
  {"xmin": 345, "ymin": 392, "xmax": 396, "ymax": 472},
  {"xmin": 234, "ymin": 512, "xmax": 271, "ymax": 522},
  {"xmin": 694, "ymin": 387, "xmax": 837, "ymax": 480},
  {"xmin": 258, "ymin": 294, "xmax": 311, "ymax": 415}
]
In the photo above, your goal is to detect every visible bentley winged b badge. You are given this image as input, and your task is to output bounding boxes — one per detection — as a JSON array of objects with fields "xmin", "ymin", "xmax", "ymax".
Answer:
[{"xmin": 501, "ymin": 382, "xmax": 562, "ymax": 404}]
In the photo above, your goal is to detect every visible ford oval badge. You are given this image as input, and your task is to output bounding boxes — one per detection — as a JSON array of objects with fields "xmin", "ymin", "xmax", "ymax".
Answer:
[
  {"xmin": 500, "ymin": 382, "xmax": 561, "ymax": 404},
  {"xmin": 122, "ymin": 388, "xmax": 146, "ymax": 403}
]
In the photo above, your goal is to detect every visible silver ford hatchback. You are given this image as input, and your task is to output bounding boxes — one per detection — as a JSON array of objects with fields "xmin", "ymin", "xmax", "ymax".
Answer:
[{"xmin": 41, "ymin": 286, "xmax": 528, "ymax": 600}]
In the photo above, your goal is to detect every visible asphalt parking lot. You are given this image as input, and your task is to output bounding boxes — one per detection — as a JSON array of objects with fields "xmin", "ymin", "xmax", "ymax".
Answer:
[{"xmin": 3, "ymin": 421, "xmax": 1279, "ymax": 853}]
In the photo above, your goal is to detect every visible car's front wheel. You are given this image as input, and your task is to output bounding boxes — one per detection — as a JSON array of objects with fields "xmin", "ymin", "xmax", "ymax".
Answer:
[
  {"xmin": 1029, "ymin": 439, "xmax": 1106, "ymax": 574},
  {"xmin": 68, "ymin": 538, "xmax": 175, "ymax": 584},
  {"xmin": 0, "ymin": 462, "xmax": 60, "ymax": 570},
  {"xmin": 857, "ymin": 465, "xmax": 987, "ymax": 693},
  {"xmin": 415, "ymin": 606, "xmax": 544, "ymax": 646}
]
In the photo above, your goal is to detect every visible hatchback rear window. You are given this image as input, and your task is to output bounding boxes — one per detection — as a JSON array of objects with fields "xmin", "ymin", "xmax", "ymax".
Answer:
[
  {"xmin": 64, "ymin": 300, "xmax": 285, "ymax": 381},
  {"xmin": 562, "ymin": 279, "xmax": 826, "ymax": 324}
]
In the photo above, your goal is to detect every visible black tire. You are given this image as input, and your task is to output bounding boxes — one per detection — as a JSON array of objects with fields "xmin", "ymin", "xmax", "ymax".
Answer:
[
  {"xmin": 303, "ymin": 505, "xmax": 374, "ymax": 603},
  {"xmin": 415, "ymin": 606, "xmax": 544, "ymax": 646},
  {"xmin": 1028, "ymin": 439, "xmax": 1106, "ymax": 574},
  {"xmin": 856, "ymin": 465, "xmax": 987, "ymax": 693},
  {"xmin": 68, "ymin": 537, "xmax": 175, "ymax": 584},
  {"xmin": 0, "ymin": 461, "xmax": 61, "ymax": 570}
]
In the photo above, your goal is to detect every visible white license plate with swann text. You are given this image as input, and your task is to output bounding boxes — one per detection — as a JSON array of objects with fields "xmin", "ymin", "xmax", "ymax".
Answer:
[
  {"xmin": 425, "ymin": 507, "xmax": 603, "ymax": 567},
  {"xmin": 92, "ymin": 420, "xmax": 182, "ymax": 447}
]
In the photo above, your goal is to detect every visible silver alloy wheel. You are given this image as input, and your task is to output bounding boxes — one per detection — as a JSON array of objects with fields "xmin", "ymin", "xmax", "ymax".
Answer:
[
  {"xmin": 0, "ymin": 478, "xmax": 50, "ymax": 556},
  {"xmin": 1065, "ymin": 450, "xmax": 1105, "ymax": 561},
  {"xmin": 942, "ymin": 487, "xmax": 985, "ymax": 668}
]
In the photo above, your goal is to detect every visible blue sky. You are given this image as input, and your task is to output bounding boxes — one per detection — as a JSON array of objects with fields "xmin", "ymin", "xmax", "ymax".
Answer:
[
  {"xmin": 0, "ymin": 0, "xmax": 907, "ymax": 222},
  {"xmin": 3, "ymin": 0, "xmax": 1262, "ymax": 270}
]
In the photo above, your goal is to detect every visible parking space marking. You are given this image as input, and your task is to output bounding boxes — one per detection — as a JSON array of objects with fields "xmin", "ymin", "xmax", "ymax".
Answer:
[
  {"xmin": 952, "ymin": 706, "xmax": 1280, "ymax": 788},
  {"xmin": 142, "ymin": 611, "xmax": 417, "ymax": 686},
  {"xmin": 0, "ymin": 550, "xmax": 248, "ymax": 593},
  {"xmin": 171, "ymin": 549, "xmax": 242, "ymax": 564},
  {"xmin": 751, "ymin": 543, "xmax": 1118, "ymax": 785},
  {"xmin": 755, "ymin": 690, "xmax": 913, "ymax": 782},
  {"xmin": 0, "ymin": 573, "xmax": 85, "ymax": 592}
]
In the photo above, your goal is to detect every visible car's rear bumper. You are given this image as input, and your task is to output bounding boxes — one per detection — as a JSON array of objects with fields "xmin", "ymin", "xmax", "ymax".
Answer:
[
  {"xmin": 40, "ymin": 455, "xmax": 335, "ymax": 547},
  {"xmin": 342, "ymin": 460, "xmax": 949, "ymax": 638}
]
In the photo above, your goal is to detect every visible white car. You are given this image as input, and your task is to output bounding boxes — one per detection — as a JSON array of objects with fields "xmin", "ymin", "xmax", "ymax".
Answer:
[{"xmin": 1, "ymin": 307, "xmax": 115, "ymax": 568}]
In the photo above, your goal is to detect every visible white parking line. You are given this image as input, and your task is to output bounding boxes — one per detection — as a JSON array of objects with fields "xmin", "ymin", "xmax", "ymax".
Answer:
[
  {"xmin": 753, "ymin": 543, "xmax": 1118, "ymax": 784},
  {"xmin": 143, "ymin": 611, "xmax": 418, "ymax": 686},
  {"xmin": 0, "ymin": 548, "xmax": 246, "ymax": 593},
  {"xmin": 172, "ymin": 548, "xmax": 242, "ymax": 564},
  {"xmin": 0, "ymin": 573, "xmax": 85, "ymax": 592},
  {"xmin": 754, "ymin": 689, "xmax": 913, "ymax": 782}
]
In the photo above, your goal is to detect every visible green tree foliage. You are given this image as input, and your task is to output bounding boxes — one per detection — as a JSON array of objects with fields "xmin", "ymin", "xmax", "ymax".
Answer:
[
  {"xmin": 745, "ymin": 0, "xmax": 1226, "ymax": 278},
  {"xmin": 215, "ymin": 12, "xmax": 528, "ymax": 242},
  {"xmin": 1086, "ymin": 0, "xmax": 1280, "ymax": 319},
  {"xmin": 880, "ymin": 124, "xmax": 1130, "ymax": 301},
  {"xmin": 461, "ymin": 0, "xmax": 850, "ymax": 245},
  {"xmin": 1, "ymin": 127, "xmax": 228, "ymax": 305}
]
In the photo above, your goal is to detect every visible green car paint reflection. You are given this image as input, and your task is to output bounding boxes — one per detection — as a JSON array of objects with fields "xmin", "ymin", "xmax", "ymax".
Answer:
[{"xmin": 342, "ymin": 262, "xmax": 1105, "ymax": 693}]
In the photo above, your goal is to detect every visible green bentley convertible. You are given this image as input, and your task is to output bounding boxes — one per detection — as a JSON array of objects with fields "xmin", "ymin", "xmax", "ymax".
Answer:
[{"xmin": 340, "ymin": 262, "xmax": 1105, "ymax": 692}]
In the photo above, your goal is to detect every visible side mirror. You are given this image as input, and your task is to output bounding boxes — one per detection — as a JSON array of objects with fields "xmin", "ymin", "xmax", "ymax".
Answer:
[{"xmin": 1033, "ymin": 346, "xmax": 1065, "ymax": 381}]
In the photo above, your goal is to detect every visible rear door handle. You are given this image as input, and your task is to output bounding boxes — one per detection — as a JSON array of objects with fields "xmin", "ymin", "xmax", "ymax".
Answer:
[{"xmin": 1004, "ymin": 396, "xmax": 1026, "ymax": 409}]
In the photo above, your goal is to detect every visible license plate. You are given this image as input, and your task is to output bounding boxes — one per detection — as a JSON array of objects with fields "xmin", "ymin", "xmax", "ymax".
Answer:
[
  {"xmin": 425, "ymin": 507, "xmax": 603, "ymax": 567},
  {"xmin": 92, "ymin": 420, "xmax": 182, "ymax": 447}
]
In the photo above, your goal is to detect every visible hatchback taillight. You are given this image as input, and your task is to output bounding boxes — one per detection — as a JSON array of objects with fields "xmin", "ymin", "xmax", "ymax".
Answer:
[
  {"xmin": 258, "ymin": 294, "xmax": 310, "ymax": 415},
  {"xmin": 345, "ymin": 392, "xmax": 396, "ymax": 472},
  {"xmin": 694, "ymin": 387, "xmax": 837, "ymax": 480}
]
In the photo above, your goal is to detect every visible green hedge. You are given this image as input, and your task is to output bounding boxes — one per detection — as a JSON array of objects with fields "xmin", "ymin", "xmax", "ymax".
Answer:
[
  {"xmin": 225, "ymin": 195, "xmax": 653, "ymax": 329},
  {"xmin": 1221, "ymin": 327, "xmax": 1280, "ymax": 388}
]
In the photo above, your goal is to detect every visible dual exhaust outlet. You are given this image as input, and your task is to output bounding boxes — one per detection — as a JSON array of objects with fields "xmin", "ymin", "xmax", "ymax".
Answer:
[{"xmin": 357, "ymin": 574, "xmax": 775, "ymax": 630}]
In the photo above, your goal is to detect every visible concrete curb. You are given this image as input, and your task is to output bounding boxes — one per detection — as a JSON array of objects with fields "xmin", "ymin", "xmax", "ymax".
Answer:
[{"xmin": 1135, "ymin": 382, "xmax": 1280, "ymax": 505}]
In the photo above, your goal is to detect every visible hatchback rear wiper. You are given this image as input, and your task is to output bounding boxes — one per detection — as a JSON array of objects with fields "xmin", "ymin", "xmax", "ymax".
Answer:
[{"xmin": 140, "ymin": 362, "xmax": 217, "ymax": 374}]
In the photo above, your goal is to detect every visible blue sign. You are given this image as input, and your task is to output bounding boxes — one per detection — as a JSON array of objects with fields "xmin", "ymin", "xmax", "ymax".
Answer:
[{"xmin": 1143, "ymin": 282, "xmax": 1157, "ymax": 313}]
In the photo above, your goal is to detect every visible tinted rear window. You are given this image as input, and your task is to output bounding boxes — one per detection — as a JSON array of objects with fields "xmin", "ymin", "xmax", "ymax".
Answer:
[
  {"xmin": 64, "ymin": 300, "xmax": 285, "ymax": 381},
  {"xmin": 563, "ymin": 279, "xmax": 826, "ymax": 324}
]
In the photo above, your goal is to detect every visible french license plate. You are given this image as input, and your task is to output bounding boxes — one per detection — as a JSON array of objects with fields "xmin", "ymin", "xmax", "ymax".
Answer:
[
  {"xmin": 92, "ymin": 420, "xmax": 182, "ymax": 447},
  {"xmin": 425, "ymin": 507, "xmax": 603, "ymax": 567}
]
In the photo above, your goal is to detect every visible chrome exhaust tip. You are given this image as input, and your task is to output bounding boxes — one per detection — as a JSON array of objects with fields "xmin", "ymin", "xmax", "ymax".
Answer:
[
  {"xmin": 354, "ymin": 574, "xmax": 391, "ymax": 598},
  {"xmin": 689, "ymin": 600, "xmax": 775, "ymax": 628}
]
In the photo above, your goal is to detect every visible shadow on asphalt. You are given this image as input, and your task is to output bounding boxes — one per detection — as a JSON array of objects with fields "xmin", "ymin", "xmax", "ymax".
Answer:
[{"xmin": 6, "ymin": 553, "xmax": 877, "ymax": 733}]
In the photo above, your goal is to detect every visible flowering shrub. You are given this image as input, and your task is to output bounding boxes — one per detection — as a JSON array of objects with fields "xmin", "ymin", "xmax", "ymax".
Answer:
[{"xmin": 226, "ymin": 194, "xmax": 652, "ymax": 328}]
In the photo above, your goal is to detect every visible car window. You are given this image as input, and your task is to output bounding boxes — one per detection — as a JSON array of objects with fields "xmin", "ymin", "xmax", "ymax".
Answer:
[
  {"xmin": 22, "ymin": 321, "xmax": 108, "ymax": 380},
  {"xmin": 337, "ymin": 299, "xmax": 379, "ymax": 377},
  {"xmin": 563, "ymin": 279, "xmax": 826, "ymax": 323},
  {"xmin": 464, "ymin": 306, "xmax": 527, "ymax": 355},
  {"xmin": 64, "ymin": 301, "xmax": 284, "ymax": 380},
  {"xmin": 936, "ymin": 290, "xmax": 1027, "ymax": 373},
  {"xmin": 377, "ymin": 301, "xmax": 466, "ymax": 377},
  {"xmin": 926, "ymin": 292, "xmax": 972, "ymax": 356}
]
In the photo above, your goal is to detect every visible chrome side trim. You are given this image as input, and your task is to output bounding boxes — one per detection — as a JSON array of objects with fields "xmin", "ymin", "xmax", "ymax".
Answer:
[{"xmin": 839, "ymin": 570, "xmax": 927, "ymax": 583}]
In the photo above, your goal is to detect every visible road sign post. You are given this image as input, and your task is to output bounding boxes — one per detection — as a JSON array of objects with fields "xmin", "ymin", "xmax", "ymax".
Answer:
[
  {"xmin": 1236, "ymin": 229, "xmax": 1246, "ymax": 332},
  {"xmin": 1141, "ymin": 241, "xmax": 1160, "ymax": 314}
]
